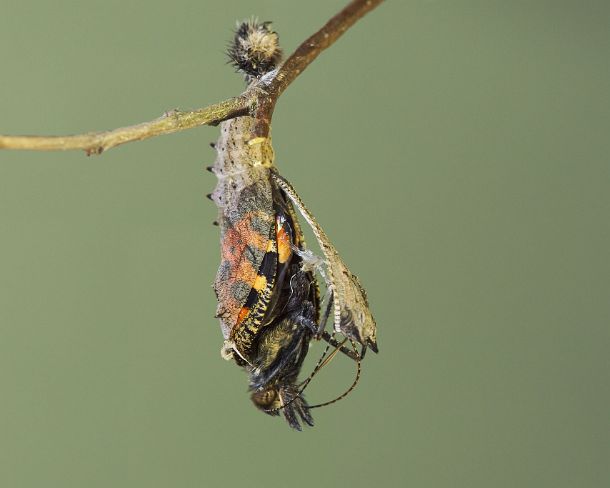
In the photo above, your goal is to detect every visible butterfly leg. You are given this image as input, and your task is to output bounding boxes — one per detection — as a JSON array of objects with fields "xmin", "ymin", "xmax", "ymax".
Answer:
[{"xmin": 297, "ymin": 311, "xmax": 361, "ymax": 362}]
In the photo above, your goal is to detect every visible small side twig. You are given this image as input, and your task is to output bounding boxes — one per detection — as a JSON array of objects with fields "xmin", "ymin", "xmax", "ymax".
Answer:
[
  {"xmin": 0, "ymin": 96, "xmax": 251, "ymax": 155},
  {"xmin": 0, "ymin": 0, "xmax": 383, "ymax": 155}
]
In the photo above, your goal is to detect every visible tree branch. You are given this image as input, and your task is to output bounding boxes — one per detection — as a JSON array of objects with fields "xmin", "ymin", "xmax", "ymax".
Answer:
[{"xmin": 0, "ymin": 0, "xmax": 383, "ymax": 155}]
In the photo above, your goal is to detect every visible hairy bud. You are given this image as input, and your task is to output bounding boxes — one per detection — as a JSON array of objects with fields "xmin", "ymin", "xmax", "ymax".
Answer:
[{"xmin": 227, "ymin": 20, "xmax": 282, "ymax": 80}]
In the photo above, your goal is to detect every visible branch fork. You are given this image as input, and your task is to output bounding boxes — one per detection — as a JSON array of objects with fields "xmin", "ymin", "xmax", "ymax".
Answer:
[{"xmin": 0, "ymin": 0, "xmax": 382, "ymax": 155}]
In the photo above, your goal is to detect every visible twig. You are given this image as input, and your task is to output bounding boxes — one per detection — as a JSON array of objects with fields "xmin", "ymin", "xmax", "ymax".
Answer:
[
  {"xmin": 0, "ymin": 0, "xmax": 383, "ymax": 155},
  {"xmin": 0, "ymin": 97, "xmax": 250, "ymax": 155},
  {"xmin": 253, "ymin": 0, "xmax": 384, "ymax": 138}
]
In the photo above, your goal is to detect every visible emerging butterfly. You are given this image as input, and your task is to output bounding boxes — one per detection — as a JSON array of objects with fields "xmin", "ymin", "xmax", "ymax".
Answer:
[{"xmin": 208, "ymin": 20, "xmax": 378, "ymax": 430}]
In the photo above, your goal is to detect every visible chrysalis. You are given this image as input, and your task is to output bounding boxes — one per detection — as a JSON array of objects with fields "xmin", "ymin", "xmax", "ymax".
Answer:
[{"xmin": 209, "ymin": 20, "xmax": 377, "ymax": 430}]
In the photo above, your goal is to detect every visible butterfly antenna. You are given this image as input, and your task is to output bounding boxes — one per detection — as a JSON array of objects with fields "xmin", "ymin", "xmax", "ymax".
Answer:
[
  {"xmin": 264, "ymin": 333, "xmax": 346, "ymax": 413},
  {"xmin": 309, "ymin": 339, "xmax": 362, "ymax": 409},
  {"xmin": 297, "ymin": 334, "xmax": 347, "ymax": 393}
]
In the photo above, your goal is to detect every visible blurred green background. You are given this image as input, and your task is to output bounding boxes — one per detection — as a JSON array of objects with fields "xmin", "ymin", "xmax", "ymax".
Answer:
[{"xmin": 1, "ymin": 1, "xmax": 609, "ymax": 487}]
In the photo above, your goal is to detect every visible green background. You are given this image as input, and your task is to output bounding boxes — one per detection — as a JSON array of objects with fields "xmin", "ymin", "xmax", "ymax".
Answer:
[{"xmin": 1, "ymin": 1, "xmax": 608, "ymax": 487}]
